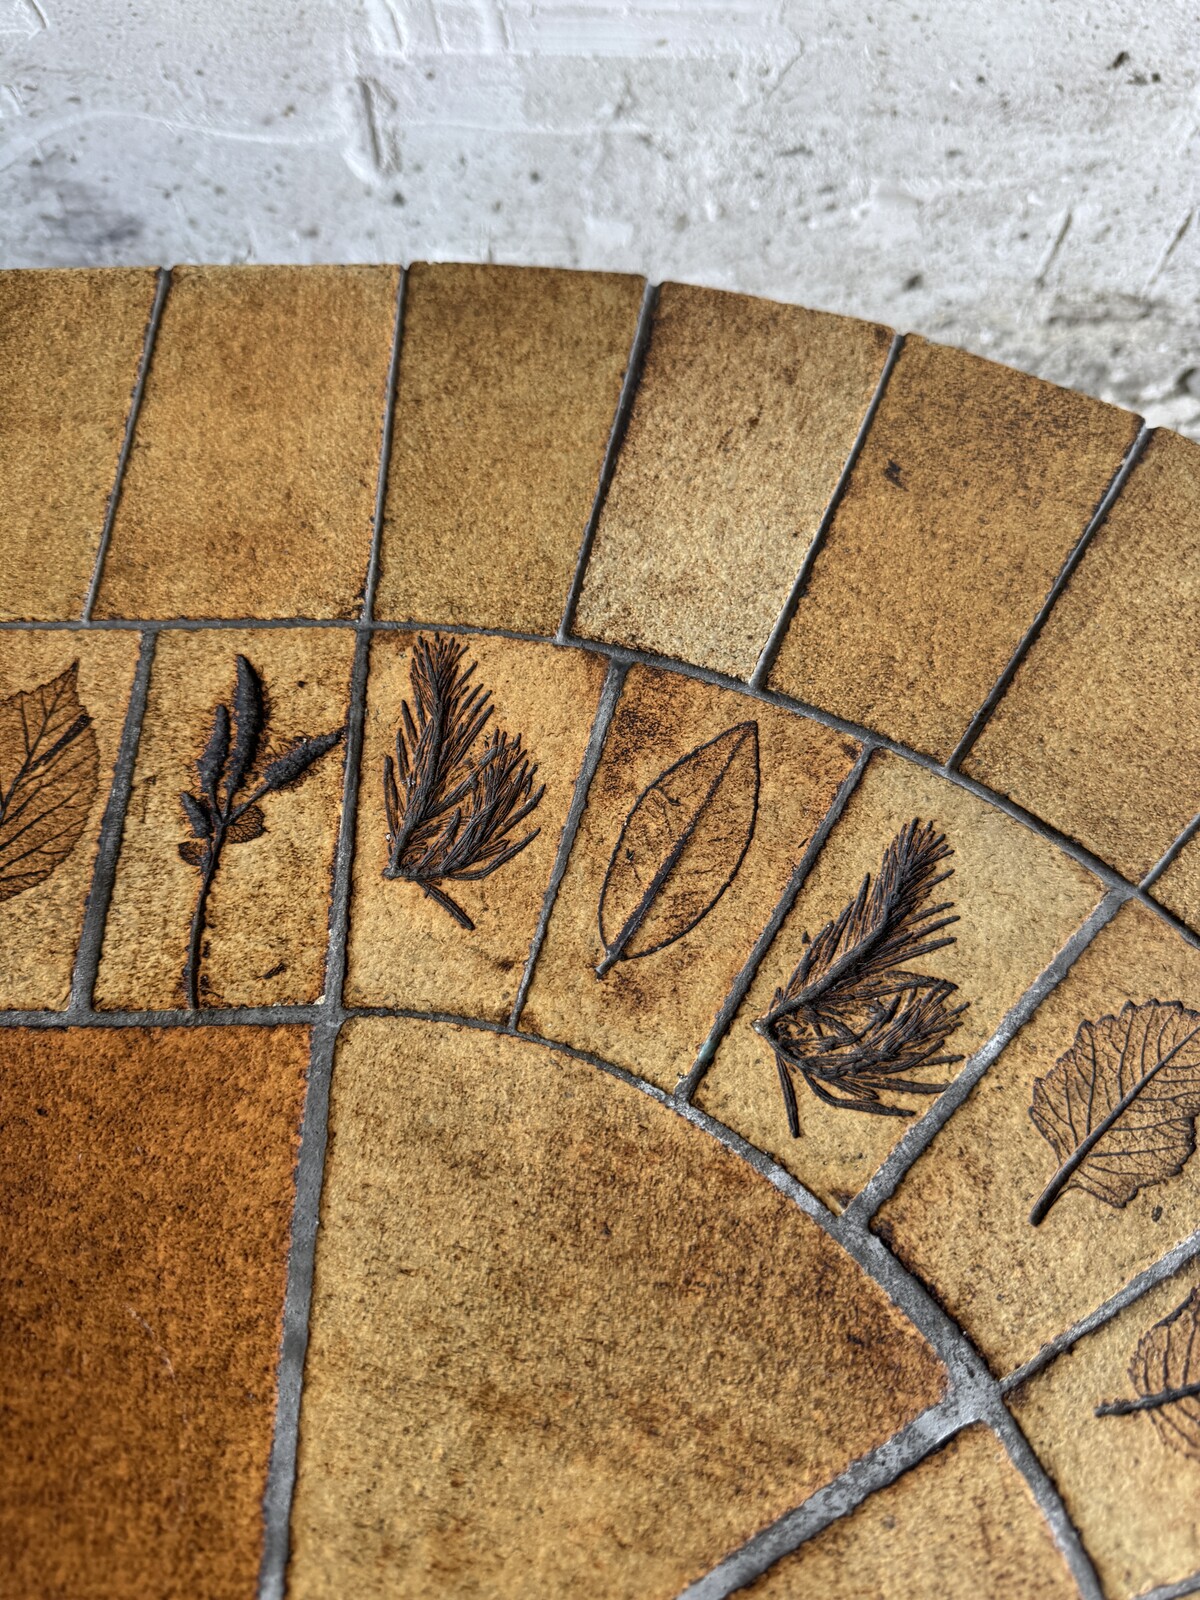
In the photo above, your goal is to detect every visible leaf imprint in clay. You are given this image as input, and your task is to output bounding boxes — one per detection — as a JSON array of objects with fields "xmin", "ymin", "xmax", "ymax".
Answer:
[{"xmin": 1094, "ymin": 1285, "xmax": 1200, "ymax": 1461}]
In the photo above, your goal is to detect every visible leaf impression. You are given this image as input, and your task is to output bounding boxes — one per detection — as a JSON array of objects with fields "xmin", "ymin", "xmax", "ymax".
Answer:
[
  {"xmin": 1094, "ymin": 1285, "xmax": 1200, "ymax": 1461},
  {"xmin": 1028, "ymin": 1000, "xmax": 1200, "ymax": 1226},
  {"xmin": 0, "ymin": 662, "xmax": 99, "ymax": 904},
  {"xmin": 596, "ymin": 720, "xmax": 759, "ymax": 978}
]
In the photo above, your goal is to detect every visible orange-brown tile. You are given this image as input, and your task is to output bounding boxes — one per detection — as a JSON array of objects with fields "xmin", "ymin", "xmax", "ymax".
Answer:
[
  {"xmin": 770, "ymin": 337, "xmax": 1140, "ymax": 759},
  {"xmin": 518, "ymin": 666, "xmax": 860, "ymax": 1089},
  {"xmin": 95, "ymin": 266, "xmax": 398, "ymax": 620},
  {"xmin": 288, "ymin": 1017, "xmax": 945, "ymax": 1599},
  {"xmin": 573, "ymin": 283, "xmax": 893, "ymax": 679},
  {"xmin": 1, "ymin": 630, "xmax": 141, "ymax": 1009},
  {"xmin": 0, "ymin": 1024, "xmax": 308, "ymax": 1600},
  {"xmin": 696, "ymin": 752, "xmax": 1102, "ymax": 1210},
  {"xmin": 96, "ymin": 629, "xmax": 352, "ymax": 1010},
  {"xmin": 0, "ymin": 268, "xmax": 158, "ymax": 620},
  {"xmin": 373, "ymin": 264, "xmax": 642, "ymax": 633}
]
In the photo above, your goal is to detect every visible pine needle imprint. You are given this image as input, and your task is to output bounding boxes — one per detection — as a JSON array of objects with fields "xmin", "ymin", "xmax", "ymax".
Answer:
[
  {"xmin": 178, "ymin": 654, "xmax": 343, "ymax": 1008},
  {"xmin": 754, "ymin": 819, "xmax": 967, "ymax": 1134},
  {"xmin": 382, "ymin": 634, "xmax": 544, "ymax": 932}
]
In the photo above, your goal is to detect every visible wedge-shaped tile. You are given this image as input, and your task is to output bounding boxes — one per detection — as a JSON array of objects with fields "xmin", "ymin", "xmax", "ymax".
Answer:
[
  {"xmin": 289, "ymin": 1017, "xmax": 944, "ymax": 1600},
  {"xmin": 743, "ymin": 1425, "xmax": 1075, "ymax": 1599},
  {"xmin": 877, "ymin": 901, "xmax": 1200, "ymax": 1373},
  {"xmin": 97, "ymin": 629, "xmax": 352, "ymax": 1010},
  {"xmin": 696, "ymin": 752, "xmax": 1102, "ymax": 1209},
  {"xmin": 0, "ymin": 631, "xmax": 140, "ymax": 1009},
  {"xmin": 0, "ymin": 268, "xmax": 158, "ymax": 620},
  {"xmin": 0, "ymin": 1024, "xmax": 307, "ymax": 1600},
  {"xmin": 518, "ymin": 666, "xmax": 860, "ymax": 1089},
  {"xmin": 1009, "ymin": 1261, "xmax": 1200, "ymax": 1599},
  {"xmin": 968, "ymin": 430, "xmax": 1200, "ymax": 881},
  {"xmin": 374, "ymin": 264, "xmax": 642, "ymax": 633},
  {"xmin": 573, "ymin": 284, "xmax": 893, "ymax": 679},
  {"xmin": 345, "ymin": 633, "xmax": 606, "ymax": 1018},
  {"xmin": 96, "ymin": 266, "xmax": 399, "ymax": 619},
  {"xmin": 770, "ymin": 337, "xmax": 1140, "ymax": 759}
]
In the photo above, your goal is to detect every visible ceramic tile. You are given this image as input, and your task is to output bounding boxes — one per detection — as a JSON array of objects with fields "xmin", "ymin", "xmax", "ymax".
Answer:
[
  {"xmin": 95, "ymin": 266, "xmax": 399, "ymax": 620},
  {"xmin": 769, "ymin": 336, "xmax": 1141, "ymax": 759},
  {"xmin": 0, "ymin": 1023, "xmax": 308, "ymax": 1600},
  {"xmin": 96, "ymin": 628, "xmax": 353, "ymax": 1010},
  {"xmin": 373, "ymin": 264, "xmax": 643, "ymax": 633},
  {"xmin": 288, "ymin": 1016, "xmax": 945, "ymax": 1600},
  {"xmin": 518, "ymin": 665, "xmax": 861, "ymax": 1089},
  {"xmin": 573, "ymin": 283, "xmax": 893, "ymax": 679},
  {"xmin": 0, "ymin": 268, "xmax": 158, "ymax": 620},
  {"xmin": 696, "ymin": 751, "xmax": 1103, "ymax": 1210}
]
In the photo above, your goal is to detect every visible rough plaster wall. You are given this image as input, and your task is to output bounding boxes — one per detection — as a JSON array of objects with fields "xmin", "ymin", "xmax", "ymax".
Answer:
[{"xmin": 2, "ymin": 1, "xmax": 1199, "ymax": 435}]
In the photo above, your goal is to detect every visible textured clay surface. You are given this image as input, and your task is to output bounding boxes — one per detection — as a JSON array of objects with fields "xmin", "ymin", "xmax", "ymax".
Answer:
[
  {"xmin": 1008, "ymin": 1262, "xmax": 1200, "ymax": 1599},
  {"xmin": 0, "ymin": 1024, "xmax": 308, "ymax": 1600},
  {"xmin": 0, "ymin": 267, "xmax": 157, "ymax": 620},
  {"xmin": 0, "ymin": 631, "xmax": 140, "ymax": 1009},
  {"xmin": 574, "ymin": 283, "xmax": 893, "ymax": 679},
  {"xmin": 374, "ymin": 263, "xmax": 642, "ymax": 633},
  {"xmin": 345, "ymin": 633, "xmax": 605, "ymax": 1017},
  {"xmin": 877, "ymin": 900, "xmax": 1200, "ymax": 1374},
  {"xmin": 968, "ymin": 429, "xmax": 1200, "ymax": 883},
  {"xmin": 519, "ymin": 663, "xmax": 860, "ymax": 1089},
  {"xmin": 96, "ymin": 629, "xmax": 352, "ymax": 1009},
  {"xmin": 770, "ymin": 336, "xmax": 1141, "ymax": 759},
  {"xmin": 288, "ymin": 1017, "xmax": 945, "ymax": 1600},
  {"xmin": 743, "ymin": 1425, "xmax": 1076, "ymax": 1599},
  {"xmin": 696, "ymin": 751, "xmax": 1103, "ymax": 1210},
  {"xmin": 95, "ymin": 265, "xmax": 399, "ymax": 619}
]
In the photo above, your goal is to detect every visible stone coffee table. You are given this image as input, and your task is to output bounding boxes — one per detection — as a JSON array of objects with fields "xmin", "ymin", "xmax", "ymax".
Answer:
[{"xmin": 2, "ymin": 265, "xmax": 1199, "ymax": 1599}]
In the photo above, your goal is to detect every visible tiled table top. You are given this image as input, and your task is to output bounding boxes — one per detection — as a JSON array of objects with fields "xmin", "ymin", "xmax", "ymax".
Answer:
[{"xmin": 2, "ymin": 263, "xmax": 1199, "ymax": 1600}]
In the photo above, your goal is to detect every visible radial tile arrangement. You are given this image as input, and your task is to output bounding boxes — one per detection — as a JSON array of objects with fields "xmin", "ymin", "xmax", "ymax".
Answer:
[{"xmin": 2, "ymin": 264, "xmax": 1199, "ymax": 1600}]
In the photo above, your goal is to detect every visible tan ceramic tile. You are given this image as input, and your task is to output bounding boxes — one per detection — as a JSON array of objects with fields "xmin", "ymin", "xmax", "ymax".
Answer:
[
  {"xmin": 769, "ymin": 336, "xmax": 1141, "ymax": 759},
  {"xmin": 0, "ymin": 1023, "xmax": 308, "ymax": 1600},
  {"xmin": 345, "ymin": 633, "xmax": 605, "ymax": 1018},
  {"xmin": 374, "ymin": 264, "xmax": 643, "ymax": 633},
  {"xmin": 95, "ymin": 265, "xmax": 399, "ymax": 620},
  {"xmin": 876, "ymin": 900, "xmax": 1200, "ymax": 1373},
  {"xmin": 96, "ymin": 628, "xmax": 352, "ymax": 1010},
  {"xmin": 696, "ymin": 752, "xmax": 1103, "ymax": 1210},
  {"xmin": 1009, "ymin": 1261, "xmax": 1200, "ymax": 1599},
  {"xmin": 967, "ymin": 431, "xmax": 1200, "ymax": 882},
  {"xmin": 573, "ymin": 283, "xmax": 893, "ymax": 679},
  {"xmin": 1153, "ymin": 843, "xmax": 1200, "ymax": 934},
  {"xmin": 518, "ymin": 666, "xmax": 860, "ymax": 1089},
  {"xmin": 743, "ymin": 1425, "xmax": 1075, "ymax": 1600},
  {"xmin": 289, "ymin": 1017, "xmax": 945, "ymax": 1600},
  {"xmin": 0, "ymin": 630, "xmax": 140, "ymax": 1009},
  {"xmin": 0, "ymin": 268, "xmax": 158, "ymax": 620}
]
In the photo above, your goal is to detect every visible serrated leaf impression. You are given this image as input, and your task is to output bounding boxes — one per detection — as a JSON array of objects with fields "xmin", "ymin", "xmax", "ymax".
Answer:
[
  {"xmin": 1094, "ymin": 1285, "xmax": 1200, "ymax": 1461},
  {"xmin": 1028, "ymin": 999, "xmax": 1200, "ymax": 1226},
  {"xmin": 0, "ymin": 662, "xmax": 99, "ymax": 904},
  {"xmin": 595, "ymin": 720, "xmax": 759, "ymax": 979}
]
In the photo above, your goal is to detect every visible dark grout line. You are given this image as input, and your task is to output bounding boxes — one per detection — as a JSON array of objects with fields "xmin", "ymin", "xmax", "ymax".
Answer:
[
  {"xmin": 360, "ymin": 266, "xmax": 407, "ymax": 625},
  {"xmin": 0, "ymin": 1003, "xmax": 320, "ymax": 1029},
  {"xmin": 1142, "ymin": 804, "xmax": 1200, "ymax": 893},
  {"xmin": 82, "ymin": 267, "xmax": 171, "ymax": 622},
  {"xmin": 988, "ymin": 1400, "xmax": 1105, "ymax": 1600},
  {"xmin": 1139, "ymin": 1571, "xmax": 1200, "ymax": 1600},
  {"xmin": 557, "ymin": 279, "xmax": 658, "ymax": 643},
  {"xmin": 945, "ymin": 422, "xmax": 1152, "ymax": 773},
  {"xmin": 748, "ymin": 331, "xmax": 904, "ymax": 693}
]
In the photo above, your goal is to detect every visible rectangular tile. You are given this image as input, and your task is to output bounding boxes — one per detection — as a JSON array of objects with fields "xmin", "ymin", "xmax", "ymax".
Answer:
[
  {"xmin": 96, "ymin": 628, "xmax": 353, "ymax": 1010},
  {"xmin": 373, "ymin": 264, "xmax": 643, "ymax": 634},
  {"xmin": 696, "ymin": 751, "xmax": 1102, "ymax": 1210},
  {"xmin": 967, "ymin": 429, "xmax": 1200, "ymax": 882},
  {"xmin": 0, "ymin": 268, "xmax": 158, "ymax": 620},
  {"xmin": 769, "ymin": 336, "xmax": 1141, "ymax": 759},
  {"xmin": 1, "ymin": 630, "xmax": 141, "ymax": 1009},
  {"xmin": 95, "ymin": 266, "xmax": 399, "ymax": 620},
  {"xmin": 517, "ymin": 665, "xmax": 860, "ymax": 1089},
  {"xmin": 345, "ymin": 633, "xmax": 606, "ymax": 1018},
  {"xmin": 573, "ymin": 283, "xmax": 893, "ymax": 678},
  {"xmin": 0, "ymin": 1024, "xmax": 307, "ymax": 1600}
]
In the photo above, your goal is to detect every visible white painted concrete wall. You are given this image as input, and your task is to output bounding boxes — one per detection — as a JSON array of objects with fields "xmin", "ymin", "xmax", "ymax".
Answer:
[{"xmin": 3, "ymin": 1, "xmax": 1199, "ymax": 435}]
